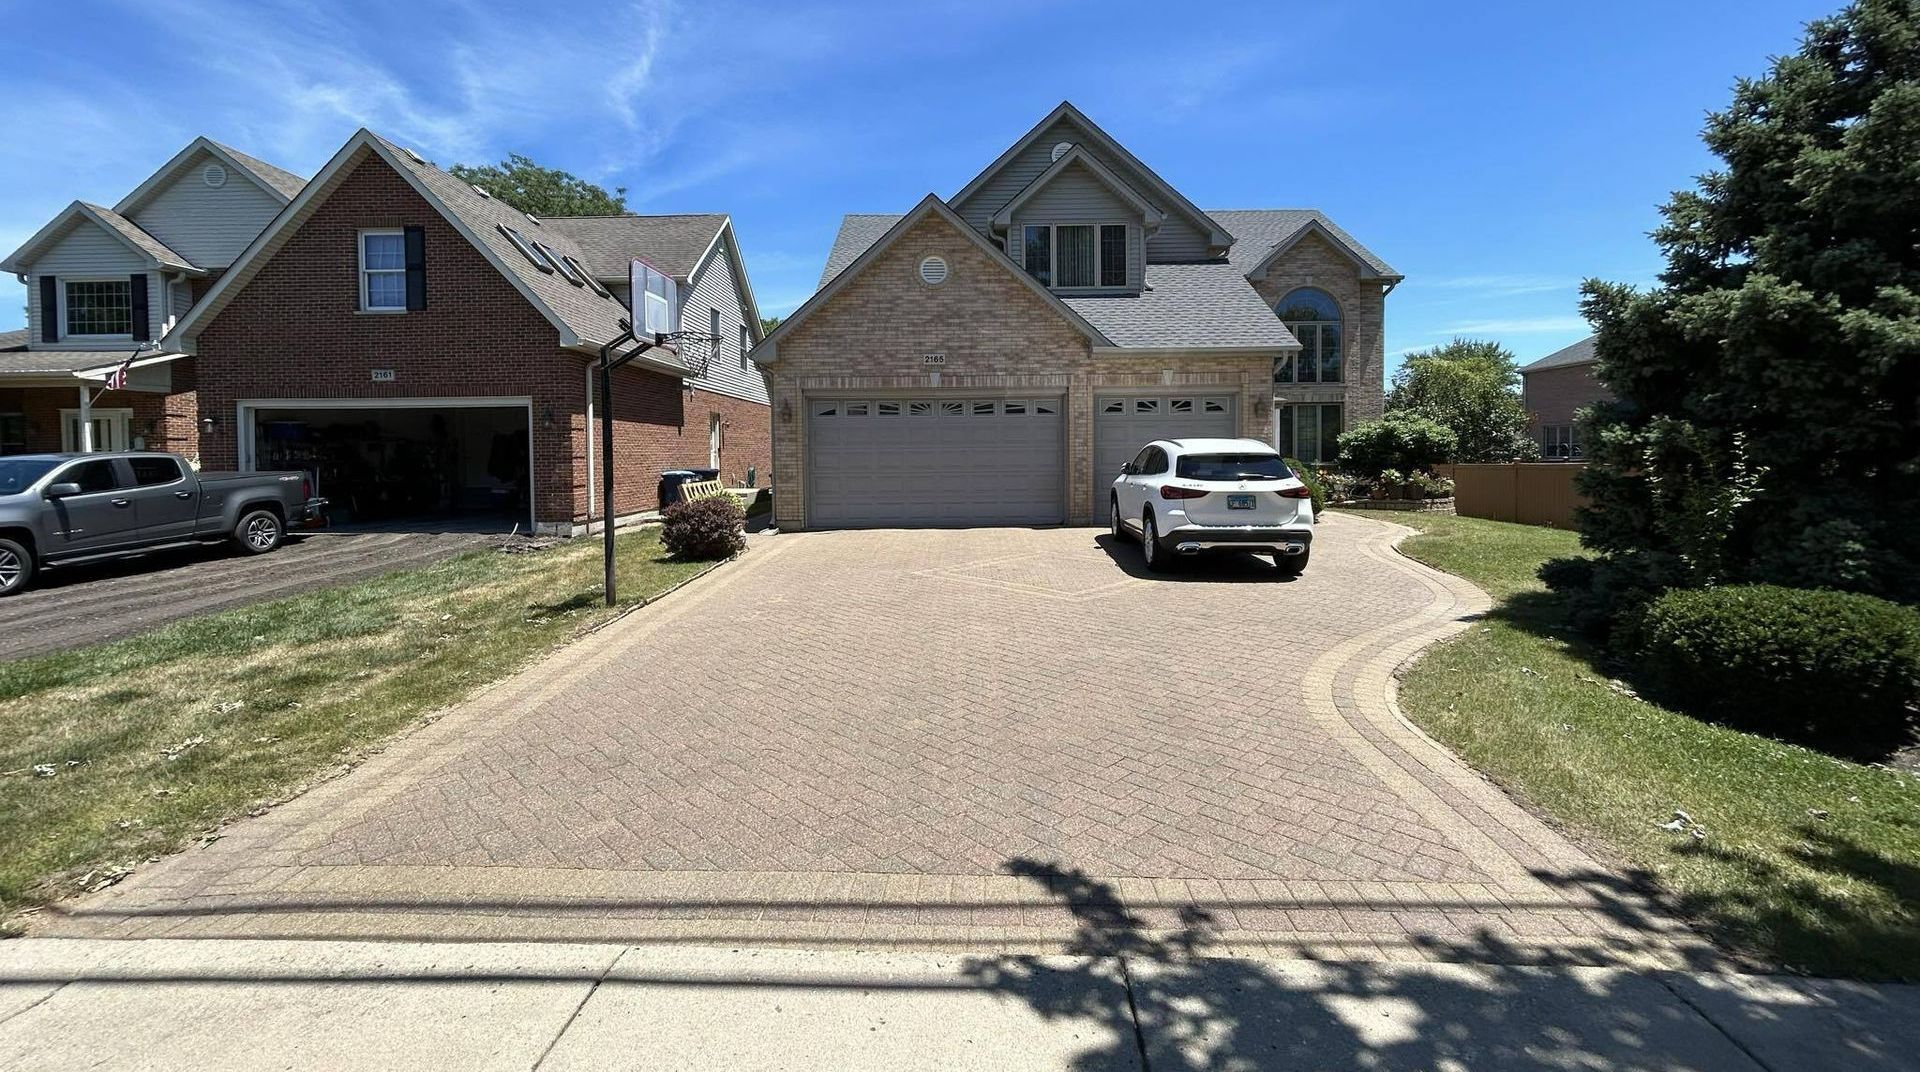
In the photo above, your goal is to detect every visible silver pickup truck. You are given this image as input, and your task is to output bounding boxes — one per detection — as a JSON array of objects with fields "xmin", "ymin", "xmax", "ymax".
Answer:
[{"xmin": 0, "ymin": 452, "xmax": 325, "ymax": 596}]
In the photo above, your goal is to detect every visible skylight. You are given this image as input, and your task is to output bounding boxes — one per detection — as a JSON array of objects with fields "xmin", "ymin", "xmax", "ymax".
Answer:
[
  {"xmin": 566, "ymin": 256, "xmax": 611, "ymax": 297},
  {"xmin": 539, "ymin": 243, "xmax": 583, "ymax": 285},
  {"xmin": 498, "ymin": 225, "xmax": 551, "ymax": 272}
]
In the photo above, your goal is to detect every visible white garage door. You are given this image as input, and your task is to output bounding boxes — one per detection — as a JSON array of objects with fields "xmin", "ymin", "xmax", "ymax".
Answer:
[
  {"xmin": 808, "ymin": 396, "xmax": 1065, "ymax": 527},
  {"xmin": 1092, "ymin": 395, "xmax": 1236, "ymax": 514}
]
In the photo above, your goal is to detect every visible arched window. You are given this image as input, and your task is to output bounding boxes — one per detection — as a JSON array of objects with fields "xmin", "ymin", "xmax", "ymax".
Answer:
[{"xmin": 1275, "ymin": 287, "xmax": 1342, "ymax": 385}]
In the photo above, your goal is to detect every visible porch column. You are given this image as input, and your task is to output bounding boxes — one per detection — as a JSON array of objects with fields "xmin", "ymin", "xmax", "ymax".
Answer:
[{"xmin": 78, "ymin": 385, "xmax": 93, "ymax": 453}]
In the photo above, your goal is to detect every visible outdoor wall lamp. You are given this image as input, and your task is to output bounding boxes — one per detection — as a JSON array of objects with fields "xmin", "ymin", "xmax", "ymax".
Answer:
[
  {"xmin": 778, "ymin": 399, "xmax": 792, "ymax": 423},
  {"xmin": 200, "ymin": 415, "xmax": 220, "ymax": 434},
  {"xmin": 540, "ymin": 406, "xmax": 556, "ymax": 431}
]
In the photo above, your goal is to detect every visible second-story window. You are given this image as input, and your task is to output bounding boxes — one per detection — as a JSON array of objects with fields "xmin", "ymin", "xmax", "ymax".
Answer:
[
  {"xmin": 360, "ymin": 230, "xmax": 406, "ymax": 311},
  {"xmin": 1275, "ymin": 286, "xmax": 1343, "ymax": 384},
  {"xmin": 738, "ymin": 324, "xmax": 750, "ymax": 370},
  {"xmin": 64, "ymin": 279, "xmax": 132, "ymax": 337},
  {"xmin": 1021, "ymin": 224, "xmax": 1128, "ymax": 290}
]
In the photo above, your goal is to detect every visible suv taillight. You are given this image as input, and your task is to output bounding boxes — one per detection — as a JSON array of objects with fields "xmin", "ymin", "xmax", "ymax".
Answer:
[
  {"xmin": 303, "ymin": 476, "xmax": 312, "ymax": 500},
  {"xmin": 1276, "ymin": 486, "xmax": 1313, "ymax": 499},
  {"xmin": 1159, "ymin": 485, "xmax": 1208, "ymax": 500}
]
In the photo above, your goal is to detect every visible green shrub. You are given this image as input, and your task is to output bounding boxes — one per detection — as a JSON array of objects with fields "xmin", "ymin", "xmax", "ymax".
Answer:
[
  {"xmin": 1284, "ymin": 458, "xmax": 1327, "ymax": 514},
  {"xmin": 1336, "ymin": 412, "xmax": 1457, "ymax": 475},
  {"xmin": 1635, "ymin": 585, "xmax": 1920, "ymax": 745},
  {"xmin": 660, "ymin": 495, "xmax": 746, "ymax": 560}
]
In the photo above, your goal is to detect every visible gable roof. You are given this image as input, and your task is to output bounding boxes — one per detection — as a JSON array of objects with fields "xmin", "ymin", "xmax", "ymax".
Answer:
[
  {"xmin": 542, "ymin": 214, "xmax": 727, "ymax": 281},
  {"xmin": 1521, "ymin": 335, "xmax": 1596, "ymax": 372},
  {"xmin": 114, "ymin": 136, "xmax": 305, "ymax": 215},
  {"xmin": 1061, "ymin": 263, "xmax": 1296, "ymax": 351},
  {"xmin": 1212, "ymin": 209, "xmax": 1400, "ymax": 281},
  {"xmin": 988, "ymin": 146, "xmax": 1165, "ymax": 231},
  {"xmin": 818, "ymin": 214, "xmax": 904, "ymax": 289},
  {"xmin": 951, "ymin": 101, "xmax": 1231, "ymax": 253},
  {"xmin": 0, "ymin": 200, "xmax": 200, "ymax": 275},
  {"xmin": 167, "ymin": 130, "xmax": 683, "ymax": 375},
  {"xmin": 758, "ymin": 195, "xmax": 1111, "ymax": 361}
]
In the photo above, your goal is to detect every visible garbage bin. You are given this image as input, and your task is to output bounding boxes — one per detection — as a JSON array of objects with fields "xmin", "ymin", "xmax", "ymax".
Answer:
[
  {"xmin": 689, "ymin": 467, "xmax": 720, "ymax": 482},
  {"xmin": 657, "ymin": 470, "xmax": 698, "ymax": 509}
]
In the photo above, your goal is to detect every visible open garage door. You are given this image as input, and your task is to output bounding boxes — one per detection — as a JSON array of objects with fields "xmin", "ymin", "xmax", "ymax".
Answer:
[
  {"xmin": 240, "ymin": 399, "xmax": 532, "ymax": 531},
  {"xmin": 807, "ymin": 395, "xmax": 1064, "ymax": 527},
  {"xmin": 1092, "ymin": 395, "xmax": 1236, "ymax": 516}
]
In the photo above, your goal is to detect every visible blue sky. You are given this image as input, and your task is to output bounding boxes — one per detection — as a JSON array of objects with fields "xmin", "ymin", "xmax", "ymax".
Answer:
[{"xmin": 1, "ymin": 0, "xmax": 1835, "ymax": 376}]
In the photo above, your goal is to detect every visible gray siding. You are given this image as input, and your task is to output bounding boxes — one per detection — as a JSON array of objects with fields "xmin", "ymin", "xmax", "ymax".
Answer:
[
  {"xmin": 24, "ymin": 221, "xmax": 161, "ymax": 348},
  {"xmin": 951, "ymin": 117, "xmax": 1214, "ymax": 264},
  {"xmin": 1006, "ymin": 163, "xmax": 1143, "ymax": 291},
  {"xmin": 678, "ymin": 242, "xmax": 768, "ymax": 404},
  {"xmin": 126, "ymin": 149, "xmax": 284, "ymax": 269}
]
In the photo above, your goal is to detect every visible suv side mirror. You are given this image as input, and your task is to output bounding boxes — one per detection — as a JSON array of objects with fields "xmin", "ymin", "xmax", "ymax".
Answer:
[{"xmin": 44, "ymin": 482, "xmax": 82, "ymax": 498}]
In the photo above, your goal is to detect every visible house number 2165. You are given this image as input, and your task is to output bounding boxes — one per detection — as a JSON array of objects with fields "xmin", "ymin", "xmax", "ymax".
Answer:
[{"xmin": 921, "ymin": 353, "xmax": 946, "ymax": 365}]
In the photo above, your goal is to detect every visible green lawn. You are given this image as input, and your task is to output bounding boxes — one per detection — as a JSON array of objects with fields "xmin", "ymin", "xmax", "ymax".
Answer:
[
  {"xmin": 1377, "ymin": 512, "xmax": 1920, "ymax": 979},
  {"xmin": 0, "ymin": 530, "xmax": 714, "ymax": 930}
]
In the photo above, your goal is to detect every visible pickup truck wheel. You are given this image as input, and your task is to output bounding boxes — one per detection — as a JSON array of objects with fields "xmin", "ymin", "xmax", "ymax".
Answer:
[
  {"xmin": 234, "ymin": 509, "xmax": 283, "ymax": 555},
  {"xmin": 0, "ymin": 538, "xmax": 33, "ymax": 596}
]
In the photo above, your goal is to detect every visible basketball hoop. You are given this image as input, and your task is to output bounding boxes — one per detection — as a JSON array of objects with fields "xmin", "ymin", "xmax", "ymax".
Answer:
[{"xmin": 653, "ymin": 330, "xmax": 722, "ymax": 378}]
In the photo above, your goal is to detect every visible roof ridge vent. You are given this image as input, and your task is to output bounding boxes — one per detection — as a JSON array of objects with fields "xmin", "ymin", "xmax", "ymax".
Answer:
[{"xmin": 524, "ymin": 212, "xmax": 542, "ymax": 226}]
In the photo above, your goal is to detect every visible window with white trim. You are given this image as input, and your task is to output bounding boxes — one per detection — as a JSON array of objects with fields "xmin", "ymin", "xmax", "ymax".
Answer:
[
  {"xmin": 1021, "ymin": 223, "xmax": 1128, "ymax": 289},
  {"xmin": 359, "ymin": 230, "xmax": 406, "ymax": 310},
  {"xmin": 64, "ymin": 279, "xmax": 132, "ymax": 337},
  {"xmin": 1275, "ymin": 287, "xmax": 1342, "ymax": 384},
  {"xmin": 1542, "ymin": 424, "xmax": 1582, "ymax": 459},
  {"xmin": 738, "ymin": 324, "xmax": 750, "ymax": 370},
  {"xmin": 1276, "ymin": 403, "xmax": 1344, "ymax": 464}
]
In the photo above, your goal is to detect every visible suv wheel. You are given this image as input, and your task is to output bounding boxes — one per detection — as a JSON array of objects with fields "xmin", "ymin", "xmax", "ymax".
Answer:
[
  {"xmin": 0, "ymin": 537, "xmax": 33, "ymax": 597},
  {"xmin": 234, "ymin": 509, "xmax": 284, "ymax": 555},
  {"xmin": 1141, "ymin": 512, "xmax": 1171, "ymax": 573},
  {"xmin": 1276, "ymin": 547, "xmax": 1310, "ymax": 577},
  {"xmin": 1110, "ymin": 497, "xmax": 1125, "ymax": 541}
]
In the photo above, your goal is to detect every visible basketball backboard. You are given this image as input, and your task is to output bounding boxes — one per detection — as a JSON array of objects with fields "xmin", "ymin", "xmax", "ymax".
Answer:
[{"xmin": 630, "ymin": 258, "xmax": 677, "ymax": 337}]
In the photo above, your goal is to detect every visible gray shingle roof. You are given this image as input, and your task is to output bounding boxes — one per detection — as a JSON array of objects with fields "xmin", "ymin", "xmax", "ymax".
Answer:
[
  {"xmin": 1207, "ymin": 209, "xmax": 1398, "ymax": 278},
  {"xmin": 209, "ymin": 141, "xmax": 307, "ymax": 200},
  {"xmin": 819, "ymin": 214, "xmax": 905, "ymax": 289},
  {"xmin": 372, "ymin": 135, "xmax": 654, "ymax": 356},
  {"xmin": 542, "ymin": 214, "xmax": 727, "ymax": 281},
  {"xmin": 1063, "ymin": 263, "xmax": 1296, "ymax": 350},
  {"xmin": 1521, "ymin": 335, "xmax": 1597, "ymax": 372},
  {"xmin": 0, "ymin": 336, "xmax": 175, "ymax": 376},
  {"xmin": 78, "ymin": 202, "xmax": 197, "ymax": 270}
]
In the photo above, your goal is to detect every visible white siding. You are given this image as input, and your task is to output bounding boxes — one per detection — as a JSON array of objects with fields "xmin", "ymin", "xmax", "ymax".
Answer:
[
  {"xmin": 1007, "ymin": 163, "xmax": 1144, "ymax": 290},
  {"xmin": 23, "ymin": 220, "xmax": 161, "ymax": 348},
  {"xmin": 126, "ymin": 149, "xmax": 284, "ymax": 269},
  {"xmin": 677, "ymin": 241, "xmax": 769, "ymax": 404},
  {"xmin": 951, "ymin": 117, "xmax": 1216, "ymax": 263}
]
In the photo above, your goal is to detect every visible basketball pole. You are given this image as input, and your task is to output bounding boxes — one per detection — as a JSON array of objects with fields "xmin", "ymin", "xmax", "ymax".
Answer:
[{"xmin": 596, "ymin": 319, "xmax": 656, "ymax": 607}]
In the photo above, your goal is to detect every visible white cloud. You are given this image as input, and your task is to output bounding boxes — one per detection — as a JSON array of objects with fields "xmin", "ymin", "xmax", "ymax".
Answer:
[
  {"xmin": 1422, "ymin": 274, "xmax": 1573, "ymax": 297},
  {"xmin": 1437, "ymin": 316, "xmax": 1592, "ymax": 336}
]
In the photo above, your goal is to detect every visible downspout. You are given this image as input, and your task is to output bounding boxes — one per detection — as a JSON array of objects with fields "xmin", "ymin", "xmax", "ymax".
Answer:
[{"xmin": 583, "ymin": 363, "xmax": 596, "ymax": 526}]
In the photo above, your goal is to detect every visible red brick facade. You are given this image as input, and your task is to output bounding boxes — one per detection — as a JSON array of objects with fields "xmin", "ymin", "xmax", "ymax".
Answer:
[
  {"xmin": 190, "ymin": 150, "xmax": 765, "ymax": 529},
  {"xmin": 1, "ymin": 365, "xmax": 198, "ymax": 458},
  {"xmin": 1522, "ymin": 363, "xmax": 1613, "ymax": 430}
]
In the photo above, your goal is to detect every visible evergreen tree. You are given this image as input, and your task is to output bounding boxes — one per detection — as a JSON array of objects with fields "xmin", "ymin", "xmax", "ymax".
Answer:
[{"xmin": 1575, "ymin": 0, "xmax": 1920, "ymax": 605}]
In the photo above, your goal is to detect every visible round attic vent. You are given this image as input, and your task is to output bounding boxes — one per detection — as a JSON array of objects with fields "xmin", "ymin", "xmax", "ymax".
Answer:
[
  {"xmin": 918, "ymin": 255, "xmax": 949, "ymax": 286},
  {"xmin": 202, "ymin": 163, "xmax": 228, "ymax": 188},
  {"xmin": 1050, "ymin": 141, "xmax": 1072, "ymax": 162}
]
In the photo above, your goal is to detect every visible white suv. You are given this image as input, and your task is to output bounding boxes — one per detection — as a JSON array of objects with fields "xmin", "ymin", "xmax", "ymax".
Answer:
[{"xmin": 1109, "ymin": 438, "xmax": 1315, "ymax": 574}]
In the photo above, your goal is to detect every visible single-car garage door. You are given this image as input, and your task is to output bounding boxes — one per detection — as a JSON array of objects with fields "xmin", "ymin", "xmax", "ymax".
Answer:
[
  {"xmin": 1092, "ymin": 395, "xmax": 1236, "ymax": 515},
  {"xmin": 808, "ymin": 396, "xmax": 1064, "ymax": 527}
]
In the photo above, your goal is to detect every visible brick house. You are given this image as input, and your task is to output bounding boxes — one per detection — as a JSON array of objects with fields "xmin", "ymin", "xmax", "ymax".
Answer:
[
  {"xmin": 1, "ymin": 138, "xmax": 306, "ymax": 459},
  {"xmin": 752, "ymin": 102, "xmax": 1400, "ymax": 529},
  {"xmin": 1520, "ymin": 335, "xmax": 1613, "ymax": 459},
  {"xmin": 167, "ymin": 129, "xmax": 769, "ymax": 534}
]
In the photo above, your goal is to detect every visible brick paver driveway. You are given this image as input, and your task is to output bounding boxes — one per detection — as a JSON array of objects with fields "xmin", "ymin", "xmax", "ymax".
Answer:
[{"xmin": 45, "ymin": 513, "xmax": 1705, "ymax": 967}]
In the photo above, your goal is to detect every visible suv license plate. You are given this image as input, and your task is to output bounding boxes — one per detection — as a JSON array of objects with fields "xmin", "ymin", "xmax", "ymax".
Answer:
[{"xmin": 1227, "ymin": 494, "xmax": 1255, "ymax": 510}]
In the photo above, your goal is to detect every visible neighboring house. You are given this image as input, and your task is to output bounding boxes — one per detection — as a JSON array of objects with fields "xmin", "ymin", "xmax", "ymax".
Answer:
[
  {"xmin": 0, "ymin": 138, "xmax": 305, "ymax": 459},
  {"xmin": 753, "ymin": 101, "xmax": 1399, "ymax": 529},
  {"xmin": 166, "ymin": 129, "xmax": 769, "ymax": 534},
  {"xmin": 1520, "ymin": 335, "xmax": 1613, "ymax": 459}
]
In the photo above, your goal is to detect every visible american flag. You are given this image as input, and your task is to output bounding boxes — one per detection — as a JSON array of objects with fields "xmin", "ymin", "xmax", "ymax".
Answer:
[{"xmin": 104, "ymin": 357, "xmax": 133, "ymax": 390}]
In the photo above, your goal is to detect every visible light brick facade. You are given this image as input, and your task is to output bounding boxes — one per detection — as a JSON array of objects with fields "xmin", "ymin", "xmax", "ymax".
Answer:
[
  {"xmin": 192, "ymin": 154, "xmax": 768, "ymax": 531},
  {"xmin": 1249, "ymin": 230, "xmax": 1389, "ymax": 432},
  {"xmin": 767, "ymin": 215, "xmax": 1273, "ymax": 529}
]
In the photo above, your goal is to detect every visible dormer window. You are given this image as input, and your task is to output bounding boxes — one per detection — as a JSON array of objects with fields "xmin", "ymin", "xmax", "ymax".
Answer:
[
  {"xmin": 1021, "ymin": 224, "xmax": 1127, "ymax": 289},
  {"xmin": 64, "ymin": 279, "xmax": 133, "ymax": 337}
]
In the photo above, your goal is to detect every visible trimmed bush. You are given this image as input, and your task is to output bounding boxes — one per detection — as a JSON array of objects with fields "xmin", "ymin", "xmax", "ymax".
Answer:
[
  {"xmin": 660, "ymin": 494, "xmax": 746, "ymax": 561},
  {"xmin": 1284, "ymin": 458, "xmax": 1327, "ymax": 515},
  {"xmin": 1336, "ymin": 412, "xmax": 1457, "ymax": 476},
  {"xmin": 1635, "ymin": 584, "xmax": 1920, "ymax": 745}
]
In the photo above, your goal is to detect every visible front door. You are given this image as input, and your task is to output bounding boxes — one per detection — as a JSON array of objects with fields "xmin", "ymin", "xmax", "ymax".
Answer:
[
  {"xmin": 709, "ymin": 415, "xmax": 722, "ymax": 471},
  {"xmin": 44, "ymin": 457, "xmax": 141, "ymax": 555},
  {"xmin": 61, "ymin": 409, "xmax": 131, "ymax": 453}
]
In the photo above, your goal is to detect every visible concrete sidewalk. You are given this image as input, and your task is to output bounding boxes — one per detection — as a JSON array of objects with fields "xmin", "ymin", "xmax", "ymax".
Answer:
[{"xmin": 1, "ymin": 939, "xmax": 1915, "ymax": 1070}]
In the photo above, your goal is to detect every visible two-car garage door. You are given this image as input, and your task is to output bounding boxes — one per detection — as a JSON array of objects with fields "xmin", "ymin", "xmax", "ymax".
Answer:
[{"xmin": 808, "ymin": 396, "xmax": 1063, "ymax": 527}]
